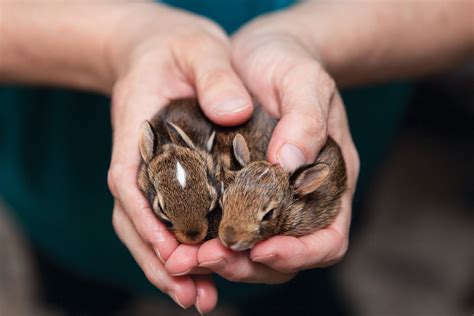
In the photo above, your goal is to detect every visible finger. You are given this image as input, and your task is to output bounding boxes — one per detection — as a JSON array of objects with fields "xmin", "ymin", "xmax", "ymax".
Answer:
[
  {"xmin": 327, "ymin": 93, "xmax": 360, "ymax": 191},
  {"xmin": 266, "ymin": 61, "xmax": 336, "ymax": 171},
  {"xmin": 112, "ymin": 203, "xmax": 196, "ymax": 309},
  {"xmin": 197, "ymin": 239, "xmax": 294, "ymax": 284},
  {"xmin": 165, "ymin": 244, "xmax": 212, "ymax": 276},
  {"xmin": 249, "ymin": 196, "xmax": 351, "ymax": 273},
  {"xmin": 194, "ymin": 275, "xmax": 218, "ymax": 315},
  {"xmin": 250, "ymin": 96, "xmax": 358, "ymax": 272},
  {"xmin": 175, "ymin": 32, "xmax": 253, "ymax": 126}
]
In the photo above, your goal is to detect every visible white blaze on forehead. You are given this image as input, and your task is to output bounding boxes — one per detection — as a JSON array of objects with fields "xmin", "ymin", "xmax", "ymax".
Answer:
[{"xmin": 176, "ymin": 161, "xmax": 187, "ymax": 188}]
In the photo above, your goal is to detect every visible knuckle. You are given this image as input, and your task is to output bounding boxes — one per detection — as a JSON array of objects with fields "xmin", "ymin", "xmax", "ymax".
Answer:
[
  {"xmin": 352, "ymin": 146, "xmax": 361, "ymax": 173},
  {"xmin": 282, "ymin": 61, "xmax": 336, "ymax": 106},
  {"xmin": 226, "ymin": 272, "xmax": 244, "ymax": 282},
  {"xmin": 142, "ymin": 261, "xmax": 169, "ymax": 293},
  {"xmin": 111, "ymin": 208, "xmax": 124, "ymax": 236},
  {"xmin": 330, "ymin": 232, "xmax": 349, "ymax": 264},
  {"xmin": 107, "ymin": 167, "xmax": 119, "ymax": 198},
  {"xmin": 345, "ymin": 142, "xmax": 360, "ymax": 188},
  {"xmin": 286, "ymin": 60, "xmax": 323, "ymax": 83},
  {"xmin": 337, "ymin": 240, "xmax": 349, "ymax": 261},
  {"xmin": 301, "ymin": 61, "xmax": 334, "ymax": 89},
  {"xmin": 224, "ymin": 267, "xmax": 249, "ymax": 282},
  {"xmin": 317, "ymin": 71, "xmax": 336, "ymax": 106},
  {"xmin": 291, "ymin": 113, "xmax": 327, "ymax": 148},
  {"xmin": 174, "ymin": 24, "xmax": 227, "ymax": 55},
  {"xmin": 196, "ymin": 18, "xmax": 228, "ymax": 42},
  {"xmin": 272, "ymin": 252, "xmax": 304, "ymax": 274},
  {"xmin": 331, "ymin": 245, "xmax": 348, "ymax": 265},
  {"xmin": 306, "ymin": 114, "xmax": 327, "ymax": 138},
  {"xmin": 107, "ymin": 163, "xmax": 136, "ymax": 193},
  {"xmin": 351, "ymin": 149, "xmax": 361, "ymax": 182},
  {"xmin": 182, "ymin": 31, "xmax": 213, "ymax": 50},
  {"xmin": 318, "ymin": 70, "xmax": 336, "ymax": 94},
  {"xmin": 279, "ymin": 260, "xmax": 303, "ymax": 275},
  {"xmin": 197, "ymin": 67, "xmax": 232, "ymax": 90}
]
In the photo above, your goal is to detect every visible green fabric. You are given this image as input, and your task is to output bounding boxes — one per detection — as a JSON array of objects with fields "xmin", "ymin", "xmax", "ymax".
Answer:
[
  {"xmin": 161, "ymin": 0, "xmax": 294, "ymax": 34},
  {"xmin": 0, "ymin": 0, "xmax": 411, "ymax": 297}
]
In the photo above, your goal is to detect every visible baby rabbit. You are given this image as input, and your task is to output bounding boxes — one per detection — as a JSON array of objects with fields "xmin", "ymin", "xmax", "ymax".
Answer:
[
  {"xmin": 218, "ymin": 133, "xmax": 347, "ymax": 251},
  {"xmin": 137, "ymin": 99, "xmax": 220, "ymax": 244}
]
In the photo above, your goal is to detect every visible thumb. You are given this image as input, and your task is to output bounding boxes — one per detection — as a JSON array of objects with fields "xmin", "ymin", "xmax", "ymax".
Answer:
[
  {"xmin": 266, "ymin": 64, "xmax": 336, "ymax": 171},
  {"xmin": 177, "ymin": 32, "xmax": 253, "ymax": 126}
]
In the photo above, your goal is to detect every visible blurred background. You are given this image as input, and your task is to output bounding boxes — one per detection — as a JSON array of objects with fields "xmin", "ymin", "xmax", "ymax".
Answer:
[{"xmin": 1, "ymin": 67, "xmax": 473, "ymax": 315}]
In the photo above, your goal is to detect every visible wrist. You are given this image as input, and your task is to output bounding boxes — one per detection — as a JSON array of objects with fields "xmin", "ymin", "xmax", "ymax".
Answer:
[
  {"xmin": 232, "ymin": 4, "xmax": 331, "ymax": 69},
  {"xmin": 266, "ymin": 2, "xmax": 353, "ymax": 75}
]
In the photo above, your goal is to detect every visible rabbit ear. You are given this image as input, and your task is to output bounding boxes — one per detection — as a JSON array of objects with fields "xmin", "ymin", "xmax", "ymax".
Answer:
[
  {"xmin": 166, "ymin": 121, "xmax": 195, "ymax": 149},
  {"xmin": 139, "ymin": 121, "xmax": 156, "ymax": 163},
  {"xmin": 232, "ymin": 133, "xmax": 250, "ymax": 167},
  {"xmin": 291, "ymin": 163, "xmax": 330, "ymax": 196},
  {"xmin": 206, "ymin": 130, "xmax": 216, "ymax": 152}
]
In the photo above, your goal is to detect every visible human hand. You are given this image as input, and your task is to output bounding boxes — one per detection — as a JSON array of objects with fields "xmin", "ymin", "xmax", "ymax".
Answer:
[
  {"xmin": 106, "ymin": 3, "xmax": 253, "ymax": 313},
  {"xmin": 167, "ymin": 9, "xmax": 359, "ymax": 284}
]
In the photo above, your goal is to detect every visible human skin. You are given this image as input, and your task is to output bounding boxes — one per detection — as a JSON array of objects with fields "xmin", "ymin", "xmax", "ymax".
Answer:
[
  {"xmin": 1, "ymin": 1, "xmax": 253, "ymax": 313},
  {"xmin": 165, "ymin": 0, "xmax": 473, "ymax": 288},
  {"xmin": 1, "ymin": 0, "xmax": 473, "ymax": 314}
]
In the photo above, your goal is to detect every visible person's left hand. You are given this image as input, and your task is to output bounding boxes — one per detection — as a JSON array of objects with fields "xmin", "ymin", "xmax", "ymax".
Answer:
[{"xmin": 164, "ymin": 9, "xmax": 359, "ymax": 284}]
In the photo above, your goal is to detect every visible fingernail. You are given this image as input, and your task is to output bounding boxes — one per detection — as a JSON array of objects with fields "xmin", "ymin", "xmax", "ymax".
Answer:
[
  {"xmin": 170, "ymin": 268, "xmax": 191, "ymax": 277},
  {"xmin": 172, "ymin": 294, "xmax": 187, "ymax": 310},
  {"xmin": 251, "ymin": 254, "xmax": 277, "ymax": 264},
  {"xmin": 199, "ymin": 258, "xmax": 227, "ymax": 270},
  {"xmin": 277, "ymin": 143, "xmax": 306, "ymax": 171},
  {"xmin": 213, "ymin": 99, "xmax": 249, "ymax": 115},
  {"xmin": 154, "ymin": 247, "xmax": 164, "ymax": 263},
  {"xmin": 195, "ymin": 298, "xmax": 204, "ymax": 315}
]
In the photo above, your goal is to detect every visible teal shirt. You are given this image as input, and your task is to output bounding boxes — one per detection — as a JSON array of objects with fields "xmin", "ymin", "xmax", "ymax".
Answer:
[{"xmin": 0, "ymin": 0, "xmax": 411, "ymax": 297}]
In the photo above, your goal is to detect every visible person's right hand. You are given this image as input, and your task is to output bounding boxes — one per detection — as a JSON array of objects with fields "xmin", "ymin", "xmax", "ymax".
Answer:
[{"xmin": 105, "ymin": 3, "xmax": 253, "ymax": 313}]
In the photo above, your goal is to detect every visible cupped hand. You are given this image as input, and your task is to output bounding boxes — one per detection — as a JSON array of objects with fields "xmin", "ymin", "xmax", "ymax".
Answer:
[
  {"xmin": 169, "ymin": 9, "xmax": 359, "ymax": 284},
  {"xmin": 105, "ymin": 3, "xmax": 252, "ymax": 313}
]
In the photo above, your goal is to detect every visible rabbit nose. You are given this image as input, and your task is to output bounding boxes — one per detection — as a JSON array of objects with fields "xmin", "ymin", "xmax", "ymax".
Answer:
[
  {"xmin": 186, "ymin": 229, "xmax": 201, "ymax": 239},
  {"xmin": 175, "ymin": 228, "xmax": 206, "ymax": 244},
  {"xmin": 220, "ymin": 226, "xmax": 237, "ymax": 248}
]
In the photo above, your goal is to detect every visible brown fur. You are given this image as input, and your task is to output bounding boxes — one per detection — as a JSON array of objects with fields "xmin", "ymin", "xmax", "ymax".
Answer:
[
  {"xmin": 137, "ymin": 98, "xmax": 347, "ymax": 249},
  {"xmin": 218, "ymin": 135, "xmax": 347, "ymax": 251},
  {"xmin": 137, "ymin": 99, "xmax": 220, "ymax": 244},
  {"xmin": 212, "ymin": 105, "xmax": 276, "ymax": 185}
]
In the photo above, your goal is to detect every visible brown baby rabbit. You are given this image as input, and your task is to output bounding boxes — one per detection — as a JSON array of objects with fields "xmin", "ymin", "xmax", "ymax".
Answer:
[
  {"xmin": 218, "ymin": 133, "xmax": 347, "ymax": 251},
  {"xmin": 137, "ymin": 99, "xmax": 220, "ymax": 244}
]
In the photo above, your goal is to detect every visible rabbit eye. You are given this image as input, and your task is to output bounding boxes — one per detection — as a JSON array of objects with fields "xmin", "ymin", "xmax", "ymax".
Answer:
[
  {"xmin": 162, "ymin": 218, "xmax": 173, "ymax": 228},
  {"xmin": 262, "ymin": 208, "xmax": 274, "ymax": 222},
  {"xmin": 157, "ymin": 208, "xmax": 173, "ymax": 228},
  {"xmin": 153, "ymin": 196, "xmax": 173, "ymax": 227}
]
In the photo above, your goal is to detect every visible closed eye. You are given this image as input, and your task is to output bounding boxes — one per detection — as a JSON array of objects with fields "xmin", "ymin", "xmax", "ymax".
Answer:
[
  {"xmin": 162, "ymin": 218, "xmax": 173, "ymax": 228},
  {"xmin": 158, "ymin": 209, "xmax": 173, "ymax": 228},
  {"xmin": 153, "ymin": 196, "xmax": 173, "ymax": 228},
  {"xmin": 262, "ymin": 208, "xmax": 274, "ymax": 222}
]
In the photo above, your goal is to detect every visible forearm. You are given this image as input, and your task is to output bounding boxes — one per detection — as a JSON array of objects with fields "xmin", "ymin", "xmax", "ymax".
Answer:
[
  {"xmin": 0, "ymin": 1, "xmax": 152, "ymax": 94},
  {"xmin": 283, "ymin": 0, "xmax": 474, "ymax": 86}
]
